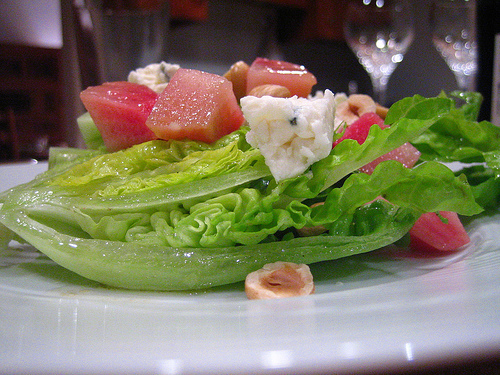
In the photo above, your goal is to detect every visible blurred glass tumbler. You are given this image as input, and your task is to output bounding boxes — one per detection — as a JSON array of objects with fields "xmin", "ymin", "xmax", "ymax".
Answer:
[{"xmin": 87, "ymin": 0, "xmax": 170, "ymax": 82}]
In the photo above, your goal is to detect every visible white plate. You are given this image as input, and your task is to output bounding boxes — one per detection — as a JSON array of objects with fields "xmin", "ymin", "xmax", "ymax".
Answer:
[{"xmin": 1, "ymin": 161, "xmax": 499, "ymax": 375}]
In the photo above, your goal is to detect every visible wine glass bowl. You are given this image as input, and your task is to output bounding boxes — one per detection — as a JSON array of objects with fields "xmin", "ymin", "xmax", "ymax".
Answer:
[
  {"xmin": 430, "ymin": 0, "xmax": 477, "ymax": 92},
  {"xmin": 344, "ymin": 0, "xmax": 414, "ymax": 105}
]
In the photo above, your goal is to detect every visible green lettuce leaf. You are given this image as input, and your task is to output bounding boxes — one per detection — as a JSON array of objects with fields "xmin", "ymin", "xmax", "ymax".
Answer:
[
  {"xmin": 407, "ymin": 91, "xmax": 500, "ymax": 209},
  {"xmin": 77, "ymin": 111, "xmax": 106, "ymax": 151},
  {"xmin": 0, "ymin": 93, "xmax": 486, "ymax": 290},
  {"xmin": 407, "ymin": 91, "xmax": 500, "ymax": 165},
  {"xmin": 266, "ymin": 95, "xmax": 457, "ymax": 204},
  {"xmin": 0, "ymin": 199, "xmax": 418, "ymax": 290},
  {"xmin": 0, "ymin": 158, "xmax": 481, "ymax": 290},
  {"xmin": 48, "ymin": 147, "xmax": 105, "ymax": 170}
]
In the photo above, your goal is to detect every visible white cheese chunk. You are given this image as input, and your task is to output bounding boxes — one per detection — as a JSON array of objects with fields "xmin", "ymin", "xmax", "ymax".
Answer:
[
  {"xmin": 241, "ymin": 89, "xmax": 336, "ymax": 182},
  {"xmin": 333, "ymin": 92, "xmax": 348, "ymax": 130},
  {"xmin": 311, "ymin": 91, "xmax": 347, "ymax": 131},
  {"xmin": 128, "ymin": 62, "xmax": 180, "ymax": 93}
]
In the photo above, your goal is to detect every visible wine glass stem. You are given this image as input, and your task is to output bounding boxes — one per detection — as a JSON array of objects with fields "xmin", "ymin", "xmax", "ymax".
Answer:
[
  {"xmin": 454, "ymin": 72, "xmax": 475, "ymax": 92},
  {"xmin": 371, "ymin": 76, "xmax": 388, "ymax": 106}
]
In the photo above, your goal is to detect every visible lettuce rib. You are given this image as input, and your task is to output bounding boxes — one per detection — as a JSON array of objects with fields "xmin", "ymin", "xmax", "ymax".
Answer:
[{"xmin": 1, "ymin": 200, "xmax": 417, "ymax": 290}]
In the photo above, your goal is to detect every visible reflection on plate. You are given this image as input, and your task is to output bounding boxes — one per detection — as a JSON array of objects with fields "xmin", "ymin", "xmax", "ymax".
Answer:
[{"xmin": 1, "ymin": 161, "xmax": 499, "ymax": 375}]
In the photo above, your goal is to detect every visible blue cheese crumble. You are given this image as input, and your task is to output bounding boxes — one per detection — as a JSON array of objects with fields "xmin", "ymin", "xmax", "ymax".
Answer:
[
  {"xmin": 128, "ymin": 62, "xmax": 180, "ymax": 93},
  {"xmin": 311, "ymin": 90, "xmax": 348, "ymax": 130},
  {"xmin": 241, "ymin": 89, "xmax": 336, "ymax": 181}
]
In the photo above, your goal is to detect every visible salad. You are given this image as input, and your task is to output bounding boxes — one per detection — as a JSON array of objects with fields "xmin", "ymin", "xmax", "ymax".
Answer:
[{"xmin": 0, "ymin": 58, "xmax": 499, "ymax": 294}]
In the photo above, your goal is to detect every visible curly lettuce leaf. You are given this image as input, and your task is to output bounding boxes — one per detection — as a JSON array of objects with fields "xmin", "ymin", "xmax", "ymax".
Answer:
[
  {"xmin": 271, "ymin": 95, "xmax": 456, "ymax": 202},
  {"xmin": 48, "ymin": 127, "xmax": 262, "ymax": 194},
  {"xmin": 406, "ymin": 92, "xmax": 499, "ymax": 164},
  {"xmin": 405, "ymin": 92, "xmax": 500, "ymax": 209}
]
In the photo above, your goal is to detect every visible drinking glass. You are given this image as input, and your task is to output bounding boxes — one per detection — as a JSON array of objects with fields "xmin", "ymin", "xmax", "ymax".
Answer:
[
  {"xmin": 344, "ymin": 0, "xmax": 414, "ymax": 105},
  {"xmin": 430, "ymin": 0, "xmax": 477, "ymax": 92},
  {"xmin": 85, "ymin": 0, "xmax": 170, "ymax": 82}
]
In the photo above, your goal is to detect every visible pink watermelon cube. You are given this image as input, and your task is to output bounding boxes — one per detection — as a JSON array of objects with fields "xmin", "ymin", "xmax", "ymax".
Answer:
[
  {"xmin": 333, "ymin": 112, "xmax": 421, "ymax": 174},
  {"xmin": 410, "ymin": 211, "xmax": 470, "ymax": 252},
  {"xmin": 246, "ymin": 57, "xmax": 317, "ymax": 98},
  {"xmin": 80, "ymin": 81, "xmax": 158, "ymax": 152},
  {"xmin": 146, "ymin": 68, "xmax": 245, "ymax": 143}
]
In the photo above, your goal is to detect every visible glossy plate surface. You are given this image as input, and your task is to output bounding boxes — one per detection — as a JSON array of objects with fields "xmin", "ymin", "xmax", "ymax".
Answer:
[{"xmin": 1, "ymin": 161, "xmax": 499, "ymax": 375}]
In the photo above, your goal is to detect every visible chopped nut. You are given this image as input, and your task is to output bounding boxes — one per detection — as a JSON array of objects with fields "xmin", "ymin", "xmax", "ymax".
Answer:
[
  {"xmin": 245, "ymin": 261, "xmax": 315, "ymax": 299},
  {"xmin": 248, "ymin": 84, "xmax": 292, "ymax": 98},
  {"xmin": 336, "ymin": 94, "xmax": 377, "ymax": 125},
  {"xmin": 223, "ymin": 60, "xmax": 249, "ymax": 102},
  {"xmin": 375, "ymin": 103, "xmax": 389, "ymax": 119}
]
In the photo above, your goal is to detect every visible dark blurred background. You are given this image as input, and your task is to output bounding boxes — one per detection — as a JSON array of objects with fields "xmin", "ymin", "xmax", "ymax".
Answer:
[{"xmin": 0, "ymin": 0, "xmax": 457, "ymax": 161}]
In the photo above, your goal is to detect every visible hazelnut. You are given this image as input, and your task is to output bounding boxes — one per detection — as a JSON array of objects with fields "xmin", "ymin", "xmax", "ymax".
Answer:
[
  {"xmin": 245, "ymin": 261, "xmax": 315, "ymax": 299},
  {"xmin": 336, "ymin": 94, "xmax": 377, "ymax": 125},
  {"xmin": 247, "ymin": 84, "xmax": 292, "ymax": 98},
  {"xmin": 375, "ymin": 103, "xmax": 389, "ymax": 119},
  {"xmin": 223, "ymin": 60, "xmax": 249, "ymax": 102}
]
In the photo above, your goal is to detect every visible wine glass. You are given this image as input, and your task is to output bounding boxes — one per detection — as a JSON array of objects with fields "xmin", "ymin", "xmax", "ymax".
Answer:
[
  {"xmin": 430, "ymin": 0, "xmax": 477, "ymax": 92},
  {"xmin": 344, "ymin": 0, "xmax": 415, "ymax": 105}
]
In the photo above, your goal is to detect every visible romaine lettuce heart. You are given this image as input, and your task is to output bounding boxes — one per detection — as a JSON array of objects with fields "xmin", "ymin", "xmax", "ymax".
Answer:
[{"xmin": 0, "ymin": 93, "xmax": 488, "ymax": 291}]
